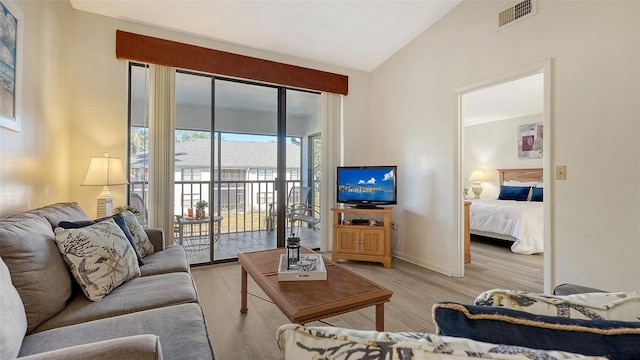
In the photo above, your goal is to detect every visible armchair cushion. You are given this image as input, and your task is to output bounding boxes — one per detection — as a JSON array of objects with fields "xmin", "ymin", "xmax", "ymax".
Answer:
[{"xmin": 433, "ymin": 301, "xmax": 640, "ymax": 359}]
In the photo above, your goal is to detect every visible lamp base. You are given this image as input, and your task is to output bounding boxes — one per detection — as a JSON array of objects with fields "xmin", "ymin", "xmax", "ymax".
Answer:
[
  {"xmin": 96, "ymin": 186, "xmax": 114, "ymax": 218},
  {"xmin": 472, "ymin": 184, "xmax": 483, "ymax": 199}
]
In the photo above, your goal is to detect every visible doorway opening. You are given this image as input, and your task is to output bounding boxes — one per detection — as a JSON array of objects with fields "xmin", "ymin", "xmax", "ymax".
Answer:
[{"xmin": 457, "ymin": 60, "xmax": 552, "ymax": 293}]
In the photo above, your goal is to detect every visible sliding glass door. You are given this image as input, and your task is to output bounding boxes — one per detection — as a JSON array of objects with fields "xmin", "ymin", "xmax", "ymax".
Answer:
[{"xmin": 128, "ymin": 63, "xmax": 321, "ymax": 266}]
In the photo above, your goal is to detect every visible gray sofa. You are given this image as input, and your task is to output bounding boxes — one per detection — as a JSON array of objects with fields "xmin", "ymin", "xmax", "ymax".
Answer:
[{"xmin": 0, "ymin": 202, "xmax": 214, "ymax": 359}]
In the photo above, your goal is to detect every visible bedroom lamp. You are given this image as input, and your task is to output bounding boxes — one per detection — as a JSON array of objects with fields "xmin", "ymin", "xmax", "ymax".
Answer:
[
  {"xmin": 82, "ymin": 153, "xmax": 129, "ymax": 218},
  {"xmin": 469, "ymin": 170, "xmax": 485, "ymax": 199}
]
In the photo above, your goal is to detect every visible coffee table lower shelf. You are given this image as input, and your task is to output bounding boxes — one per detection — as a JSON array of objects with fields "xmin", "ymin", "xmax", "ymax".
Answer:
[{"xmin": 238, "ymin": 247, "xmax": 393, "ymax": 331}]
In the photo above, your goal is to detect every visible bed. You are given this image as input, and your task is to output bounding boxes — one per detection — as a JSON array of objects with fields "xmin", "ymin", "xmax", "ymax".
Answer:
[{"xmin": 469, "ymin": 168, "xmax": 544, "ymax": 254}]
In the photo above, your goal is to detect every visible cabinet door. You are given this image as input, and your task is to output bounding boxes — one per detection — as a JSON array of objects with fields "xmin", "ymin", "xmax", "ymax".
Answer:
[
  {"xmin": 360, "ymin": 229, "xmax": 385, "ymax": 256},
  {"xmin": 335, "ymin": 228, "xmax": 360, "ymax": 254}
]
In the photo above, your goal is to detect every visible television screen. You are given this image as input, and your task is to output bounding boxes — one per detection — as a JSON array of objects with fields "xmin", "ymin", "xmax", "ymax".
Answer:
[{"xmin": 336, "ymin": 166, "xmax": 397, "ymax": 208}]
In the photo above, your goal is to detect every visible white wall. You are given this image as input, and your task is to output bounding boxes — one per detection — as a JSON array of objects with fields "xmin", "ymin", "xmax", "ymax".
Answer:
[
  {"xmin": 68, "ymin": 10, "xmax": 372, "ymax": 218},
  {"xmin": 370, "ymin": 1, "xmax": 639, "ymax": 291},
  {"xmin": 465, "ymin": 114, "xmax": 543, "ymax": 199},
  {"xmin": 0, "ymin": 1, "xmax": 73, "ymax": 216}
]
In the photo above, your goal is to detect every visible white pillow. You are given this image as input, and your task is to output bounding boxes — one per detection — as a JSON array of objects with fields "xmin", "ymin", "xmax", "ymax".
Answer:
[
  {"xmin": 54, "ymin": 219, "xmax": 141, "ymax": 301},
  {"xmin": 120, "ymin": 210, "xmax": 154, "ymax": 257},
  {"xmin": 503, "ymin": 180, "xmax": 539, "ymax": 187}
]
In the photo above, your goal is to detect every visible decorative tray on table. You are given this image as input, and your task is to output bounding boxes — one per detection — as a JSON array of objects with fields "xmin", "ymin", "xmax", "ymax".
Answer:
[{"xmin": 277, "ymin": 254, "xmax": 327, "ymax": 281}]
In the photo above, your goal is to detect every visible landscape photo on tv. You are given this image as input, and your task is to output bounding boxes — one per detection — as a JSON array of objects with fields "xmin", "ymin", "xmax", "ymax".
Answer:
[{"xmin": 337, "ymin": 166, "xmax": 396, "ymax": 204}]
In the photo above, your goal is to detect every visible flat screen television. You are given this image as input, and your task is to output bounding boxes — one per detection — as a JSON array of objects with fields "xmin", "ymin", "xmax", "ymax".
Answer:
[{"xmin": 336, "ymin": 166, "xmax": 397, "ymax": 208}]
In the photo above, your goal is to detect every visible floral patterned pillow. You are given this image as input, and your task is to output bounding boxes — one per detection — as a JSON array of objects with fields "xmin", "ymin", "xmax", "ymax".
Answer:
[
  {"xmin": 120, "ymin": 210, "xmax": 154, "ymax": 257},
  {"xmin": 475, "ymin": 289, "xmax": 640, "ymax": 321},
  {"xmin": 54, "ymin": 219, "xmax": 141, "ymax": 301},
  {"xmin": 277, "ymin": 324, "xmax": 606, "ymax": 359}
]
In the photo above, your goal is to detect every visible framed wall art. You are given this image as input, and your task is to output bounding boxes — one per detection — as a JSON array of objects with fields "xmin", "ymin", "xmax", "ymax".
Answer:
[
  {"xmin": 0, "ymin": 0, "xmax": 22, "ymax": 132},
  {"xmin": 518, "ymin": 122, "xmax": 543, "ymax": 158}
]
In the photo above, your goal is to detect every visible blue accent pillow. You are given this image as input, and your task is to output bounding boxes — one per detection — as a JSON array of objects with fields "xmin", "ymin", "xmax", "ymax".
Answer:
[
  {"xmin": 531, "ymin": 187, "xmax": 543, "ymax": 202},
  {"xmin": 498, "ymin": 186, "xmax": 530, "ymax": 201},
  {"xmin": 58, "ymin": 214, "xmax": 145, "ymax": 265},
  {"xmin": 433, "ymin": 302, "xmax": 640, "ymax": 359}
]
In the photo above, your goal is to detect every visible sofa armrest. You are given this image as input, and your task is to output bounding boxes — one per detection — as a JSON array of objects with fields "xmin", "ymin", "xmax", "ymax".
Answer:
[
  {"xmin": 19, "ymin": 334, "xmax": 162, "ymax": 360},
  {"xmin": 144, "ymin": 228, "xmax": 165, "ymax": 253},
  {"xmin": 553, "ymin": 283, "xmax": 607, "ymax": 296}
]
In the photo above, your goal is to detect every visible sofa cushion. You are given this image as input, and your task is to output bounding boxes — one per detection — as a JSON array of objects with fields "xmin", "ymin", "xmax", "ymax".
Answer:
[
  {"xmin": 58, "ymin": 213, "xmax": 145, "ymax": 266},
  {"xmin": 20, "ymin": 303, "xmax": 214, "ymax": 359},
  {"xmin": 140, "ymin": 245, "xmax": 189, "ymax": 276},
  {"xmin": 29, "ymin": 202, "xmax": 90, "ymax": 229},
  {"xmin": 277, "ymin": 324, "xmax": 606, "ymax": 359},
  {"xmin": 121, "ymin": 210, "xmax": 154, "ymax": 257},
  {"xmin": 33, "ymin": 272, "xmax": 198, "ymax": 332},
  {"xmin": 0, "ymin": 256, "xmax": 27, "ymax": 359},
  {"xmin": 475, "ymin": 289, "xmax": 640, "ymax": 321},
  {"xmin": 54, "ymin": 219, "xmax": 141, "ymax": 301},
  {"xmin": 0, "ymin": 215, "xmax": 73, "ymax": 333},
  {"xmin": 433, "ymin": 301, "xmax": 640, "ymax": 359}
]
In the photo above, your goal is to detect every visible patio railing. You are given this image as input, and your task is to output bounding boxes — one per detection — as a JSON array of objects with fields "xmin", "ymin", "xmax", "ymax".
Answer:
[{"xmin": 131, "ymin": 180, "xmax": 311, "ymax": 235}]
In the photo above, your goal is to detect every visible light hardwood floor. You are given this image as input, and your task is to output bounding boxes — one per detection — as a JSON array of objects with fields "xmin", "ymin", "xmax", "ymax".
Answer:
[{"xmin": 192, "ymin": 239, "xmax": 543, "ymax": 359}]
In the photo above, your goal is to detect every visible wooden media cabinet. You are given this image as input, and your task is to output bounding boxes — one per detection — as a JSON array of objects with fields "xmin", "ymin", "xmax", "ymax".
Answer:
[{"xmin": 331, "ymin": 206, "xmax": 392, "ymax": 268}]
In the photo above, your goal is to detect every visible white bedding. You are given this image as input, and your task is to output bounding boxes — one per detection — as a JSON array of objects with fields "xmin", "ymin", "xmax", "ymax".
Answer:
[{"xmin": 469, "ymin": 199, "xmax": 544, "ymax": 254}]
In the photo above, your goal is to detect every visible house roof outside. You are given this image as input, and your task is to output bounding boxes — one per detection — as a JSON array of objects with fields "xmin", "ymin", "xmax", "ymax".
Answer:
[{"xmin": 135, "ymin": 138, "xmax": 302, "ymax": 170}]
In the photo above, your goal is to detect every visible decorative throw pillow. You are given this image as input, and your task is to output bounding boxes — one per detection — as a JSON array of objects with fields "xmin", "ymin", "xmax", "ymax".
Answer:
[
  {"xmin": 498, "ymin": 185, "xmax": 530, "ymax": 201},
  {"xmin": 433, "ymin": 301, "xmax": 640, "ymax": 359},
  {"xmin": 0, "ymin": 257, "xmax": 27, "ymax": 359},
  {"xmin": 475, "ymin": 289, "xmax": 640, "ymax": 321},
  {"xmin": 120, "ymin": 210, "xmax": 154, "ymax": 257},
  {"xmin": 277, "ymin": 324, "xmax": 607, "ymax": 359},
  {"xmin": 54, "ymin": 219, "xmax": 141, "ymax": 301},
  {"xmin": 58, "ymin": 213, "xmax": 145, "ymax": 266}
]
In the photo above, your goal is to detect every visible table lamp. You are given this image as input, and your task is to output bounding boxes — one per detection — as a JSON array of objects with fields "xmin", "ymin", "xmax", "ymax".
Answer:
[
  {"xmin": 82, "ymin": 153, "xmax": 129, "ymax": 217},
  {"xmin": 469, "ymin": 170, "xmax": 485, "ymax": 199}
]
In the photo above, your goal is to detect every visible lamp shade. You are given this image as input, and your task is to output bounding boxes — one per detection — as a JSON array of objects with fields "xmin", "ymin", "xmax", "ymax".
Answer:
[
  {"xmin": 82, "ymin": 154, "xmax": 129, "ymax": 186},
  {"xmin": 468, "ymin": 170, "xmax": 485, "ymax": 183}
]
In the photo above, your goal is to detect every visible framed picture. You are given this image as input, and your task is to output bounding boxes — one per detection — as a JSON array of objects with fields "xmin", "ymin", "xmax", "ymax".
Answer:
[
  {"xmin": 0, "ymin": 0, "xmax": 22, "ymax": 132},
  {"xmin": 518, "ymin": 122, "xmax": 543, "ymax": 158}
]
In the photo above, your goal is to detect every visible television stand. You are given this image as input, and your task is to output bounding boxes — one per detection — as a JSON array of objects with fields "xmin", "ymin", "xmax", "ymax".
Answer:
[{"xmin": 331, "ymin": 206, "xmax": 392, "ymax": 268}]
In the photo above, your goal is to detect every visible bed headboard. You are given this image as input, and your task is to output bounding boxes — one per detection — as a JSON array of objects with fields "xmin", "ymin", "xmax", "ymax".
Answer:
[{"xmin": 497, "ymin": 168, "xmax": 543, "ymax": 185}]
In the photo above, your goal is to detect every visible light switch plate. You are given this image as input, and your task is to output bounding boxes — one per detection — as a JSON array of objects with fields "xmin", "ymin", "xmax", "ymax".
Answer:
[{"xmin": 556, "ymin": 165, "xmax": 567, "ymax": 180}]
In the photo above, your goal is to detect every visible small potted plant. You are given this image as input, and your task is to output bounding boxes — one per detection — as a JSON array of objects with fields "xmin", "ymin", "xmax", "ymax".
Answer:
[{"xmin": 195, "ymin": 200, "xmax": 208, "ymax": 219}]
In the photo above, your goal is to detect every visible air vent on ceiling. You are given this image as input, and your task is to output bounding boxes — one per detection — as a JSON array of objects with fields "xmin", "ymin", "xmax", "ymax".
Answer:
[{"xmin": 498, "ymin": 0, "xmax": 537, "ymax": 29}]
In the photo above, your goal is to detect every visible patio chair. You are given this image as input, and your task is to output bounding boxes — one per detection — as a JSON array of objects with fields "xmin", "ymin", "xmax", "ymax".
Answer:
[
  {"xmin": 290, "ymin": 203, "xmax": 321, "ymax": 237},
  {"xmin": 266, "ymin": 186, "xmax": 312, "ymax": 233}
]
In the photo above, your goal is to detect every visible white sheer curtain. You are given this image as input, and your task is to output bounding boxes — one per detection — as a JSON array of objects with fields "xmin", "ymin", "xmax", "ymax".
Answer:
[
  {"xmin": 148, "ymin": 65, "xmax": 176, "ymax": 244},
  {"xmin": 320, "ymin": 92, "xmax": 343, "ymax": 251}
]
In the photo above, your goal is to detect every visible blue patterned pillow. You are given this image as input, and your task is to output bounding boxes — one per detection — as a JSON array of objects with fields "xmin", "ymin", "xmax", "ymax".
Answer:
[
  {"xmin": 498, "ymin": 186, "xmax": 530, "ymax": 201},
  {"xmin": 433, "ymin": 302, "xmax": 640, "ymax": 359},
  {"xmin": 531, "ymin": 187, "xmax": 543, "ymax": 202},
  {"xmin": 58, "ymin": 213, "xmax": 144, "ymax": 265}
]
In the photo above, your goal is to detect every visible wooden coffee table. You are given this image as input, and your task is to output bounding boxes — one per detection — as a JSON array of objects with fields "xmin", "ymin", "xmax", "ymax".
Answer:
[{"xmin": 238, "ymin": 247, "xmax": 392, "ymax": 331}]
